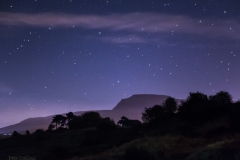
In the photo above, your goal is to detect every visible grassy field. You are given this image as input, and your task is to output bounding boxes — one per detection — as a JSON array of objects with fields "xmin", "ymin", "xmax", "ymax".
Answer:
[
  {"xmin": 1, "ymin": 126, "xmax": 240, "ymax": 160},
  {"xmin": 69, "ymin": 133, "xmax": 240, "ymax": 160}
]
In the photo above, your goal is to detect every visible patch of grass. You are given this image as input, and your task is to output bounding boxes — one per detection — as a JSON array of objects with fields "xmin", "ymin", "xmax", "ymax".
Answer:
[
  {"xmin": 124, "ymin": 146, "xmax": 157, "ymax": 160},
  {"xmin": 101, "ymin": 134, "xmax": 206, "ymax": 159},
  {"xmin": 186, "ymin": 140, "xmax": 238, "ymax": 160}
]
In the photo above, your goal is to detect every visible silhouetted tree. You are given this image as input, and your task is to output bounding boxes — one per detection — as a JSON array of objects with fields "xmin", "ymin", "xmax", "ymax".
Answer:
[
  {"xmin": 66, "ymin": 112, "xmax": 76, "ymax": 121},
  {"xmin": 209, "ymin": 91, "xmax": 233, "ymax": 107},
  {"xmin": 48, "ymin": 124, "xmax": 55, "ymax": 131},
  {"xmin": 25, "ymin": 130, "xmax": 30, "ymax": 135},
  {"xmin": 117, "ymin": 116, "xmax": 130, "ymax": 126},
  {"xmin": 178, "ymin": 92, "xmax": 210, "ymax": 123},
  {"xmin": 67, "ymin": 116, "xmax": 84, "ymax": 130},
  {"xmin": 68, "ymin": 112, "xmax": 103, "ymax": 129},
  {"xmin": 117, "ymin": 116, "xmax": 142, "ymax": 127},
  {"xmin": 163, "ymin": 97, "xmax": 177, "ymax": 113},
  {"xmin": 12, "ymin": 131, "xmax": 21, "ymax": 137},
  {"xmin": 81, "ymin": 111, "xmax": 102, "ymax": 127},
  {"xmin": 66, "ymin": 112, "xmax": 76, "ymax": 128},
  {"xmin": 142, "ymin": 105, "xmax": 165, "ymax": 124},
  {"xmin": 96, "ymin": 117, "xmax": 116, "ymax": 131},
  {"xmin": 51, "ymin": 115, "xmax": 67, "ymax": 129}
]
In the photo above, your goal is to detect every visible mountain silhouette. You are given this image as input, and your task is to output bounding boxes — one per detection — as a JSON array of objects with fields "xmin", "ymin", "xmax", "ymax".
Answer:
[
  {"xmin": 113, "ymin": 94, "xmax": 171, "ymax": 111},
  {"xmin": 0, "ymin": 94, "xmax": 181, "ymax": 134}
]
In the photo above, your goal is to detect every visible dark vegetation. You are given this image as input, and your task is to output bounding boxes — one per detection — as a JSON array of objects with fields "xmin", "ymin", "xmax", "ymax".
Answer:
[{"xmin": 1, "ymin": 91, "xmax": 240, "ymax": 160}]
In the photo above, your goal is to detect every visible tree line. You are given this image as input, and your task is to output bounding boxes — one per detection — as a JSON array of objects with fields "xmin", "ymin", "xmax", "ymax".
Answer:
[
  {"xmin": 142, "ymin": 91, "xmax": 240, "ymax": 131},
  {"xmin": 12, "ymin": 90, "xmax": 240, "ymax": 136}
]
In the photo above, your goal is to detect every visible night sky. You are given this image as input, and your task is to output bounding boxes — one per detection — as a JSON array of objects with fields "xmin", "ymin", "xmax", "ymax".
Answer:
[{"xmin": 0, "ymin": 0, "xmax": 240, "ymax": 128}]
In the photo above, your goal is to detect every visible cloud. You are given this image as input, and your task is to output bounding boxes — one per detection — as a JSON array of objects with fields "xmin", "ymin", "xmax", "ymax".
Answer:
[
  {"xmin": 99, "ymin": 34, "xmax": 181, "ymax": 45},
  {"xmin": 100, "ymin": 34, "xmax": 147, "ymax": 44},
  {"xmin": 0, "ymin": 12, "xmax": 239, "ymax": 40}
]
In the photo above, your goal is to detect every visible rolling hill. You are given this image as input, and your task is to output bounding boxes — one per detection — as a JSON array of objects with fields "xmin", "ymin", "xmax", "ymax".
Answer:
[{"xmin": 0, "ymin": 94, "xmax": 181, "ymax": 134}]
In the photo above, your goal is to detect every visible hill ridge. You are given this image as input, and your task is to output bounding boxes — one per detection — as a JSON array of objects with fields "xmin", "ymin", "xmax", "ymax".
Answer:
[{"xmin": 0, "ymin": 94, "xmax": 180, "ymax": 134}]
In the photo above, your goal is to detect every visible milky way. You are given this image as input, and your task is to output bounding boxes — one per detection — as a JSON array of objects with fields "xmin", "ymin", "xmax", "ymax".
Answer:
[{"xmin": 0, "ymin": 0, "xmax": 239, "ymax": 127}]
